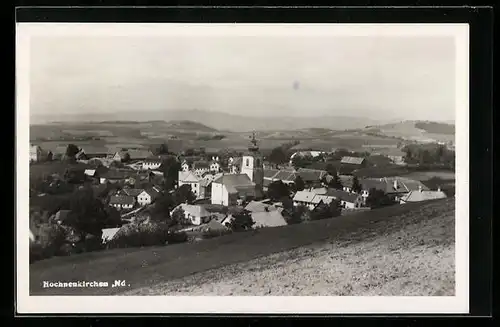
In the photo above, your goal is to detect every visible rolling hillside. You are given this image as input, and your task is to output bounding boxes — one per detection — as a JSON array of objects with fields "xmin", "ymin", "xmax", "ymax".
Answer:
[
  {"xmin": 363, "ymin": 120, "xmax": 455, "ymax": 144},
  {"xmin": 30, "ymin": 198, "xmax": 454, "ymax": 296},
  {"xmin": 31, "ymin": 109, "xmax": 387, "ymax": 132}
]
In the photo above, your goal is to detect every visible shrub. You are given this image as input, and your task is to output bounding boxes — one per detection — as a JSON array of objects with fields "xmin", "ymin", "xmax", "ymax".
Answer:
[
  {"xmin": 106, "ymin": 222, "xmax": 187, "ymax": 249},
  {"xmin": 201, "ymin": 228, "xmax": 232, "ymax": 239},
  {"xmin": 30, "ymin": 223, "xmax": 68, "ymax": 262}
]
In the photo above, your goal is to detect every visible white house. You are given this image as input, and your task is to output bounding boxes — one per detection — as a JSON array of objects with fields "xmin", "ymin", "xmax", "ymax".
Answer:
[
  {"xmin": 142, "ymin": 158, "xmax": 162, "ymax": 170},
  {"xmin": 178, "ymin": 171, "xmax": 202, "ymax": 198},
  {"xmin": 171, "ymin": 203, "xmax": 212, "ymax": 225},
  {"xmin": 181, "ymin": 161, "xmax": 191, "ymax": 172},
  {"xmin": 193, "ymin": 161, "xmax": 210, "ymax": 176},
  {"xmin": 292, "ymin": 191, "xmax": 318, "ymax": 209},
  {"xmin": 137, "ymin": 188, "xmax": 161, "ymax": 206},
  {"xmin": 109, "ymin": 195, "xmax": 136, "ymax": 210},
  {"xmin": 209, "ymin": 160, "xmax": 221, "ymax": 173},
  {"xmin": 325, "ymin": 188, "xmax": 364, "ymax": 209},
  {"xmin": 211, "ymin": 174, "xmax": 256, "ymax": 206},
  {"xmin": 30, "ymin": 144, "xmax": 49, "ymax": 162}
]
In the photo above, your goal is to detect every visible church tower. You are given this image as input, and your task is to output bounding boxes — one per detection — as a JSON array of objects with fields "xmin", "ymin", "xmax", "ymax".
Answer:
[{"xmin": 241, "ymin": 132, "xmax": 264, "ymax": 198}]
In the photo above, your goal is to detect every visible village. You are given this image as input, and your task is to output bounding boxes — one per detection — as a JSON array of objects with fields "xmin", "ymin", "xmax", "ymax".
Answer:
[{"xmin": 28, "ymin": 130, "xmax": 453, "ymax": 262}]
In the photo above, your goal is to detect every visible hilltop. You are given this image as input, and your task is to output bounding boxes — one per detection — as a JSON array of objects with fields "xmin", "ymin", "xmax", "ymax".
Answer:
[
  {"xmin": 30, "ymin": 198, "xmax": 454, "ymax": 296},
  {"xmin": 363, "ymin": 120, "xmax": 455, "ymax": 143}
]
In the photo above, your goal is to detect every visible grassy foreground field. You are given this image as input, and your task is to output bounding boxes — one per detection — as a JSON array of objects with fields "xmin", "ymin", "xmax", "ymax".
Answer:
[{"xmin": 30, "ymin": 198, "xmax": 454, "ymax": 296}]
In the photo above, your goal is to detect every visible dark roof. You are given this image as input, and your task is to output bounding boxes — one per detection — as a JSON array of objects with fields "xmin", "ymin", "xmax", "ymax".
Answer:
[
  {"xmin": 144, "ymin": 188, "xmax": 161, "ymax": 200},
  {"xmin": 102, "ymin": 169, "xmax": 136, "ymax": 180},
  {"xmin": 193, "ymin": 161, "xmax": 210, "ymax": 169},
  {"xmin": 325, "ymin": 188, "xmax": 361, "ymax": 203},
  {"xmin": 109, "ymin": 195, "xmax": 136, "ymax": 205},
  {"xmin": 123, "ymin": 188, "xmax": 145, "ymax": 197},
  {"xmin": 297, "ymin": 168, "xmax": 327, "ymax": 182}
]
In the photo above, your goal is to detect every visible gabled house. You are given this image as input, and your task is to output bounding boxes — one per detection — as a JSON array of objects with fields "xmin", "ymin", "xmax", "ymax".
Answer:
[
  {"xmin": 209, "ymin": 160, "xmax": 221, "ymax": 173},
  {"xmin": 178, "ymin": 171, "xmax": 202, "ymax": 198},
  {"xmin": 171, "ymin": 203, "xmax": 212, "ymax": 225},
  {"xmin": 325, "ymin": 188, "xmax": 364, "ymax": 209},
  {"xmin": 292, "ymin": 191, "xmax": 318, "ymax": 209},
  {"xmin": 193, "ymin": 161, "xmax": 210, "ymax": 176},
  {"xmin": 137, "ymin": 188, "xmax": 161, "ymax": 206},
  {"xmin": 181, "ymin": 160, "xmax": 191, "ymax": 172},
  {"xmin": 79, "ymin": 146, "xmax": 109, "ymax": 158}
]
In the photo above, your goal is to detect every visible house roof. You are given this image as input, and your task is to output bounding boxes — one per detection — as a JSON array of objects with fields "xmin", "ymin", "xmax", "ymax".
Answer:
[
  {"xmin": 339, "ymin": 175, "xmax": 353, "ymax": 188},
  {"xmin": 178, "ymin": 171, "xmax": 201, "ymax": 183},
  {"xmin": 144, "ymin": 157, "xmax": 163, "ymax": 163},
  {"xmin": 109, "ymin": 195, "xmax": 136, "ymax": 205},
  {"xmin": 128, "ymin": 149, "xmax": 154, "ymax": 159},
  {"xmin": 102, "ymin": 169, "xmax": 136, "ymax": 180},
  {"xmin": 101, "ymin": 227, "xmax": 121, "ymax": 242},
  {"xmin": 124, "ymin": 188, "xmax": 145, "ymax": 197},
  {"xmin": 204, "ymin": 219, "xmax": 229, "ymax": 231},
  {"xmin": 308, "ymin": 187, "xmax": 328, "ymax": 195},
  {"xmin": 199, "ymin": 173, "xmax": 223, "ymax": 187},
  {"xmin": 251, "ymin": 210, "xmax": 287, "ymax": 228},
  {"xmin": 244, "ymin": 200, "xmax": 277, "ymax": 213},
  {"xmin": 325, "ymin": 188, "xmax": 361, "ymax": 203},
  {"xmin": 311, "ymin": 194, "xmax": 336, "ymax": 205},
  {"xmin": 141, "ymin": 188, "xmax": 161, "ymax": 200},
  {"xmin": 400, "ymin": 190, "xmax": 447, "ymax": 202},
  {"xmin": 84, "ymin": 169, "xmax": 97, "ymax": 176},
  {"xmin": 53, "ymin": 146, "xmax": 68, "ymax": 155},
  {"xmin": 264, "ymin": 168, "xmax": 280, "ymax": 178},
  {"xmin": 274, "ymin": 170, "xmax": 297, "ymax": 182},
  {"xmin": 297, "ymin": 168, "xmax": 327, "ymax": 182},
  {"xmin": 193, "ymin": 161, "xmax": 210, "ymax": 169},
  {"xmin": 341, "ymin": 156, "xmax": 366, "ymax": 165},
  {"xmin": 213, "ymin": 174, "xmax": 255, "ymax": 194},
  {"xmin": 230, "ymin": 157, "xmax": 242, "ymax": 166},
  {"xmin": 293, "ymin": 191, "xmax": 317, "ymax": 203},
  {"xmin": 174, "ymin": 204, "xmax": 211, "ymax": 218}
]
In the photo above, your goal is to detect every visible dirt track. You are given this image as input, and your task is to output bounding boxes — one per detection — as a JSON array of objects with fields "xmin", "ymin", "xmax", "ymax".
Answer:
[{"xmin": 123, "ymin": 201, "xmax": 455, "ymax": 296}]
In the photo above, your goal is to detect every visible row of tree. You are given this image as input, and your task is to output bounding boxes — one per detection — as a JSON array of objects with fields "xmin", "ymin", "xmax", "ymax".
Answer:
[{"xmin": 402, "ymin": 144, "xmax": 455, "ymax": 169}]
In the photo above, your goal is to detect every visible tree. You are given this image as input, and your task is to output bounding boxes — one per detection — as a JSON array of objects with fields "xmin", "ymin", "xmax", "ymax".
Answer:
[
  {"xmin": 65, "ymin": 144, "xmax": 80, "ymax": 159},
  {"xmin": 294, "ymin": 204, "xmax": 311, "ymax": 222},
  {"xmin": 160, "ymin": 156, "xmax": 182, "ymax": 191},
  {"xmin": 150, "ymin": 193, "xmax": 175, "ymax": 223},
  {"xmin": 310, "ymin": 200, "xmax": 342, "ymax": 220},
  {"xmin": 291, "ymin": 155, "xmax": 312, "ymax": 169},
  {"xmin": 267, "ymin": 180, "xmax": 290, "ymax": 201},
  {"xmin": 329, "ymin": 174, "xmax": 343, "ymax": 190},
  {"xmin": 66, "ymin": 186, "xmax": 108, "ymax": 239},
  {"xmin": 325, "ymin": 164, "xmax": 337, "ymax": 177},
  {"xmin": 227, "ymin": 210, "xmax": 255, "ymax": 231},
  {"xmin": 170, "ymin": 207, "xmax": 191, "ymax": 226},
  {"xmin": 173, "ymin": 184, "xmax": 196, "ymax": 205},
  {"xmin": 351, "ymin": 176, "xmax": 362, "ymax": 193},
  {"xmin": 122, "ymin": 152, "xmax": 131, "ymax": 163},
  {"xmin": 150, "ymin": 143, "xmax": 169, "ymax": 156},
  {"xmin": 293, "ymin": 175, "xmax": 305, "ymax": 192},
  {"xmin": 269, "ymin": 146, "xmax": 288, "ymax": 166},
  {"xmin": 365, "ymin": 188, "xmax": 396, "ymax": 209}
]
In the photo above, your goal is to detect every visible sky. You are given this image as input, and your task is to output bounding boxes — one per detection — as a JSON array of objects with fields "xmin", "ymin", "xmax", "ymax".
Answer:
[{"xmin": 29, "ymin": 34, "xmax": 456, "ymax": 121}]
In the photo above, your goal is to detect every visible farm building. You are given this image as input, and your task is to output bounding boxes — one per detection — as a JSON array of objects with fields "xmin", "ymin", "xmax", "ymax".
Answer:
[
  {"xmin": 340, "ymin": 156, "xmax": 366, "ymax": 166},
  {"xmin": 109, "ymin": 195, "xmax": 136, "ymax": 210},
  {"xmin": 399, "ymin": 189, "xmax": 447, "ymax": 204}
]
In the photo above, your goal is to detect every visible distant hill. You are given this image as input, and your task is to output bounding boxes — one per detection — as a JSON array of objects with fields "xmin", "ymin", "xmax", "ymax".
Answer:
[
  {"xmin": 363, "ymin": 120, "xmax": 455, "ymax": 143},
  {"xmin": 162, "ymin": 120, "xmax": 218, "ymax": 133},
  {"xmin": 30, "ymin": 109, "xmax": 387, "ymax": 132}
]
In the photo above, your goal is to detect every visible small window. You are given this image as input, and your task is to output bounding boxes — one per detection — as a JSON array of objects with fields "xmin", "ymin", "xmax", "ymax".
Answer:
[{"xmin": 246, "ymin": 158, "xmax": 250, "ymax": 167}]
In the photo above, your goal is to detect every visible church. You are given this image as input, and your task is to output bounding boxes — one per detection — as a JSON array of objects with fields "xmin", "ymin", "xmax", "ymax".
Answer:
[{"xmin": 210, "ymin": 133, "xmax": 264, "ymax": 206}]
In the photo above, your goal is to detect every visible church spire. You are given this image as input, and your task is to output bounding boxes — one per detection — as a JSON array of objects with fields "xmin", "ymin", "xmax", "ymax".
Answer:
[{"xmin": 248, "ymin": 131, "xmax": 259, "ymax": 152}]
